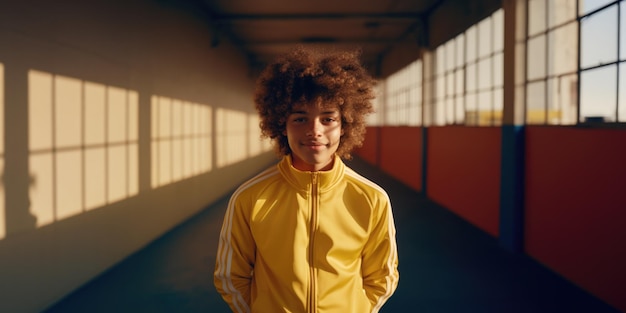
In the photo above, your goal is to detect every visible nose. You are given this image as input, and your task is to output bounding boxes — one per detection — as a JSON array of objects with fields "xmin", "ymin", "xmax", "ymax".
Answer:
[{"xmin": 306, "ymin": 119, "xmax": 322, "ymax": 137}]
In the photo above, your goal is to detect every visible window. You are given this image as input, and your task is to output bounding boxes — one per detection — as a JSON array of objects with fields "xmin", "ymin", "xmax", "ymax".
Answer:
[
  {"xmin": 578, "ymin": 0, "xmax": 626, "ymax": 123},
  {"xmin": 526, "ymin": 0, "xmax": 625, "ymax": 125},
  {"xmin": 433, "ymin": 9, "xmax": 504, "ymax": 126},
  {"xmin": 526, "ymin": 0, "xmax": 578, "ymax": 124},
  {"xmin": 367, "ymin": 84, "xmax": 384, "ymax": 126},
  {"xmin": 381, "ymin": 1, "xmax": 626, "ymax": 127},
  {"xmin": 384, "ymin": 59, "xmax": 422, "ymax": 126}
]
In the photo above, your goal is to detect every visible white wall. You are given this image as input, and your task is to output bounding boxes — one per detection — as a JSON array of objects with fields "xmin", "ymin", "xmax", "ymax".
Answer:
[{"xmin": 0, "ymin": 0, "xmax": 276, "ymax": 312}]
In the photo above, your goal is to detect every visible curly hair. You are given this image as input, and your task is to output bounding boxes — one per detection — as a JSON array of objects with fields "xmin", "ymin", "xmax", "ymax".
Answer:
[{"xmin": 254, "ymin": 46, "xmax": 376, "ymax": 159}]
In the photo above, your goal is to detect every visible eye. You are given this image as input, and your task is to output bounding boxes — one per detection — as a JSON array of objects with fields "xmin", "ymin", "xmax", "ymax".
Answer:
[{"xmin": 323, "ymin": 117, "xmax": 338, "ymax": 123}]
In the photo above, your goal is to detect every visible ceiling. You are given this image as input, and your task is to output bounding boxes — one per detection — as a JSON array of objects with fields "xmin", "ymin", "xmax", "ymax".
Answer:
[{"xmin": 193, "ymin": 0, "xmax": 445, "ymax": 73}]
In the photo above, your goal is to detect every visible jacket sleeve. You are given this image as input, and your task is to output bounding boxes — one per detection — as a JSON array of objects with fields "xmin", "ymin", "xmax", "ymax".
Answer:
[
  {"xmin": 361, "ymin": 195, "xmax": 399, "ymax": 313},
  {"xmin": 214, "ymin": 194, "xmax": 256, "ymax": 313}
]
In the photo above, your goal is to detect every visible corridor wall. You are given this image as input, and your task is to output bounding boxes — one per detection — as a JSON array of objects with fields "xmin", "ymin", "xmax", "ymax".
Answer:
[
  {"xmin": 426, "ymin": 126, "xmax": 501, "ymax": 237},
  {"xmin": 524, "ymin": 126, "xmax": 626, "ymax": 312},
  {"xmin": 379, "ymin": 127, "xmax": 423, "ymax": 192},
  {"xmin": 356, "ymin": 125, "xmax": 626, "ymax": 312},
  {"xmin": 356, "ymin": 126, "xmax": 501, "ymax": 237},
  {"xmin": 0, "ymin": 1, "xmax": 275, "ymax": 312}
]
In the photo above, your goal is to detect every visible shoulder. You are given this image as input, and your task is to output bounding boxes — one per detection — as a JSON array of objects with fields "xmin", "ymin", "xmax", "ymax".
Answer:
[
  {"xmin": 343, "ymin": 166, "xmax": 390, "ymax": 204},
  {"xmin": 230, "ymin": 164, "xmax": 281, "ymax": 201}
]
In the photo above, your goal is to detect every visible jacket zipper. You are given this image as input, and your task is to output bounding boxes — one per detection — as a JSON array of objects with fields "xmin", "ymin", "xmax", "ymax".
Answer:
[{"xmin": 308, "ymin": 172, "xmax": 319, "ymax": 313}]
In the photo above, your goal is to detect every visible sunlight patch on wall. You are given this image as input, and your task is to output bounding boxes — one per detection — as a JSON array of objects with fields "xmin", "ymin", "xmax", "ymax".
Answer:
[
  {"xmin": 247, "ymin": 114, "xmax": 272, "ymax": 156},
  {"xmin": 28, "ymin": 70, "xmax": 139, "ymax": 228},
  {"xmin": 55, "ymin": 76, "xmax": 83, "ymax": 220},
  {"xmin": 0, "ymin": 63, "xmax": 5, "ymax": 239},
  {"xmin": 151, "ymin": 96, "xmax": 212, "ymax": 188},
  {"xmin": 216, "ymin": 108, "xmax": 248, "ymax": 168},
  {"xmin": 84, "ymin": 82, "xmax": 106, "ymax": 210}
]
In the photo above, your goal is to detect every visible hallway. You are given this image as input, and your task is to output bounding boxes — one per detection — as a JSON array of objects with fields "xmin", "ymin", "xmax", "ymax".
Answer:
[{"xmin": 43, "ymin": 157, "xmax": 619, "ymax": 313}]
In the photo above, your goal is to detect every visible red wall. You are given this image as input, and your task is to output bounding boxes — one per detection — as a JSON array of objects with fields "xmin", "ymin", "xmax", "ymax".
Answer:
[
  {"xmin": 356, "ymin": 127, "xmax": 380, "ymax": 166},
  {"xmin": 356, "ymin": 126, "xmax": 423, "ymax": 192},
  {"xmin": 427, "ymin": 126, "xmax": 502, "ymax": 237},
  {"xmin": 379, "ymin": 127, "xmax": 423, "ymax": 192},
  {"xmin": 525, "ymin": 126, "xmax": 626, "ymax": 312},
  {"xmin": 357, "ymin": 125, "xmax": 626, "ymax": 310}
]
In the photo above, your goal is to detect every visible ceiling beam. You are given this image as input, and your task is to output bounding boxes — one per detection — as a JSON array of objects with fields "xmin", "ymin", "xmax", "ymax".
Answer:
[
  {"xmin": 243, "ymin": 38, "xmax": 398, "ymax": 45},
  {"xmin": 213, "ymin": 12, "xmax": 423, "ymax": 22}
]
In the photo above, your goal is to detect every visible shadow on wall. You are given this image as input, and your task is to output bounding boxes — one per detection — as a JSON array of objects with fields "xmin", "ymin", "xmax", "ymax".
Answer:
[{"xmin": 0, "ymin": 65, "xmax": 272, "ymax": 241}]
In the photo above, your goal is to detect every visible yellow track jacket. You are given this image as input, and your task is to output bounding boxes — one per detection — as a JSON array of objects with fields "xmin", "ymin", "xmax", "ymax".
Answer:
[{"xmin": 214, "ymin": 155, "xmax": 399, "ymax": 313}]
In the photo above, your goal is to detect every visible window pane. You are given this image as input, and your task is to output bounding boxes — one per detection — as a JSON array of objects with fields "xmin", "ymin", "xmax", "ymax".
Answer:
[
  {"xmin": 478, "ymin": 90, "xmax": 492, "ymax": 126},
  {"xmin": 529, "ymin": 0, "xmax": 547, "ymax": 36},
  {"xmin": 621, "ymin": 4, "xmax": 626, "ymax": 60},
  {"xmin": 549, "ymin": 22, "xmax": 579, "ymax": 76},
  {"xmin": 493, "ymin": 9, "xmax": 504, "ymax": 51},
  {"xmin": 550, "ymin": 0, "xmax": 577, "ymax": 27},
  {"xmin": 446, "ymin": 41, "xmax": 455, "ymax": 70},
  {"xmin": 466, "ymin": 93, "xmax": 478, "ymax": 125},
  {"xmin": 618, "ymin": 63, "xmax": 626, "ymax": 123},
  {"xmin": 466, "ymin": 26, "xmax": 477, "ymax": 62},
  {"xmin": 580, "ymin": 65, "xmax": 617, "ymax": 122},
  {"xmin": 527, "ymin": 81, "xmax": 547, "ymax": 124},
  {"xmin": 478, "ymin": 17, "xmax": 492, "ymax": 58},
  {"xmin": 579, "ymin": 0, "xmax": 614, "ymax": 15},
  {"xmin": 467, "ymin": 63, "xmax": 477, "ymax": 91},
  {"xmin": 436, "ymin": 47, "xmax": 445, "ymax": 75},
  {"xmin": 478, "ymin": 58, "xmax": 492, "ymax": 90},
  {"xmin": 455, "ymin": 95, "xmax": 465, "ymax": 124},
  {"xmin": 493, "ymin": 52, "xmax": 504, "ymax": 87},
  {"xmin": 548, "ymin": 73, "xmax": 578, "ymax": 125},
  {"xmin": 493, "ymin": 88, "xmax": 503, "ymax": 126},
  {"xmin": 436, "ymin": 76, "xmax": 445, "ymax": 100},
  {"xmin": 547, "ymin": 78, "xmax": 562, "ymax": 125},
  {"xmin": 580, "ymin": 6, "xmax": 618, "ymax": 69},
  {"xmin": 446, "ymin": 97, "xmax": 454, "ymax": 124},
  {"xmin": 456, "ymin": 33, "xmax": 465, "ymax": 66},
  {"xmin": 446, "ymin": 71, "xmax": 454, "ymax": 97},
  {"xmin": 409, "ymin": 89, "xmax": 421, "ymax": 126},
  {"xmin": 528, "ymin": 35, "xmax": 547, "ymax": 80},
  {"xmin": 455, "ymin": 69, "xmax": 464, "ymax": 95},
  {"xmin": 398, "ymin": 96, "xmax": 408, "ymax": 125}
]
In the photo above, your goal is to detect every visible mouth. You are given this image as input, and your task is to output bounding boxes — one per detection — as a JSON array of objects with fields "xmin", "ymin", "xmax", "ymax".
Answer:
[{"xmin": 303, "ymin": 142, "xmax": 326, "ymax": 149}]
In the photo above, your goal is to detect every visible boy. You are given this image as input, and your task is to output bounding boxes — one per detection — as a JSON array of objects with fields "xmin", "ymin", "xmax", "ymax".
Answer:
[{"xmin": 214, "ymin": 47, "xmax": 399, "ymax": 313}]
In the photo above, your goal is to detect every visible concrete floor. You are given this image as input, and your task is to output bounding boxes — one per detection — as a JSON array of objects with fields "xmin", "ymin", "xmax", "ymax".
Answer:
[{"xmin": 43, "ymin": 157, "xmax": 620, "ymax": 313}]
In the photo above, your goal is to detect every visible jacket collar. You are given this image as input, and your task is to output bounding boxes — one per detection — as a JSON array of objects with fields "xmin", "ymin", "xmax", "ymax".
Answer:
[{"xmin": 278, "ymin": 155, "xmax": 345, "ymax": 192}]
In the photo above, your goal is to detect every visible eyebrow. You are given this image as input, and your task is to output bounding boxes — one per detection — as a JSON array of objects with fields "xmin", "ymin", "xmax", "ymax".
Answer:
[{"xmin": 290, "ymin": 109, "xmax": 339, "ymax": 115}]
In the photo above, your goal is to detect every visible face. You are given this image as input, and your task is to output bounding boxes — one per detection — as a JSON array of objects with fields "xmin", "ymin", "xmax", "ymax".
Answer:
[{"xmin": 284, "ymin": 102, "xmax": 343, "ymax": 172}]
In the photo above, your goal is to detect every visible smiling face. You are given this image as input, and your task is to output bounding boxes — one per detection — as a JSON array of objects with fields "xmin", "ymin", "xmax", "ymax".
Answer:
[{"xmin": 284, "ymin": 102, "xmax": 343, "ymax": 172}]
